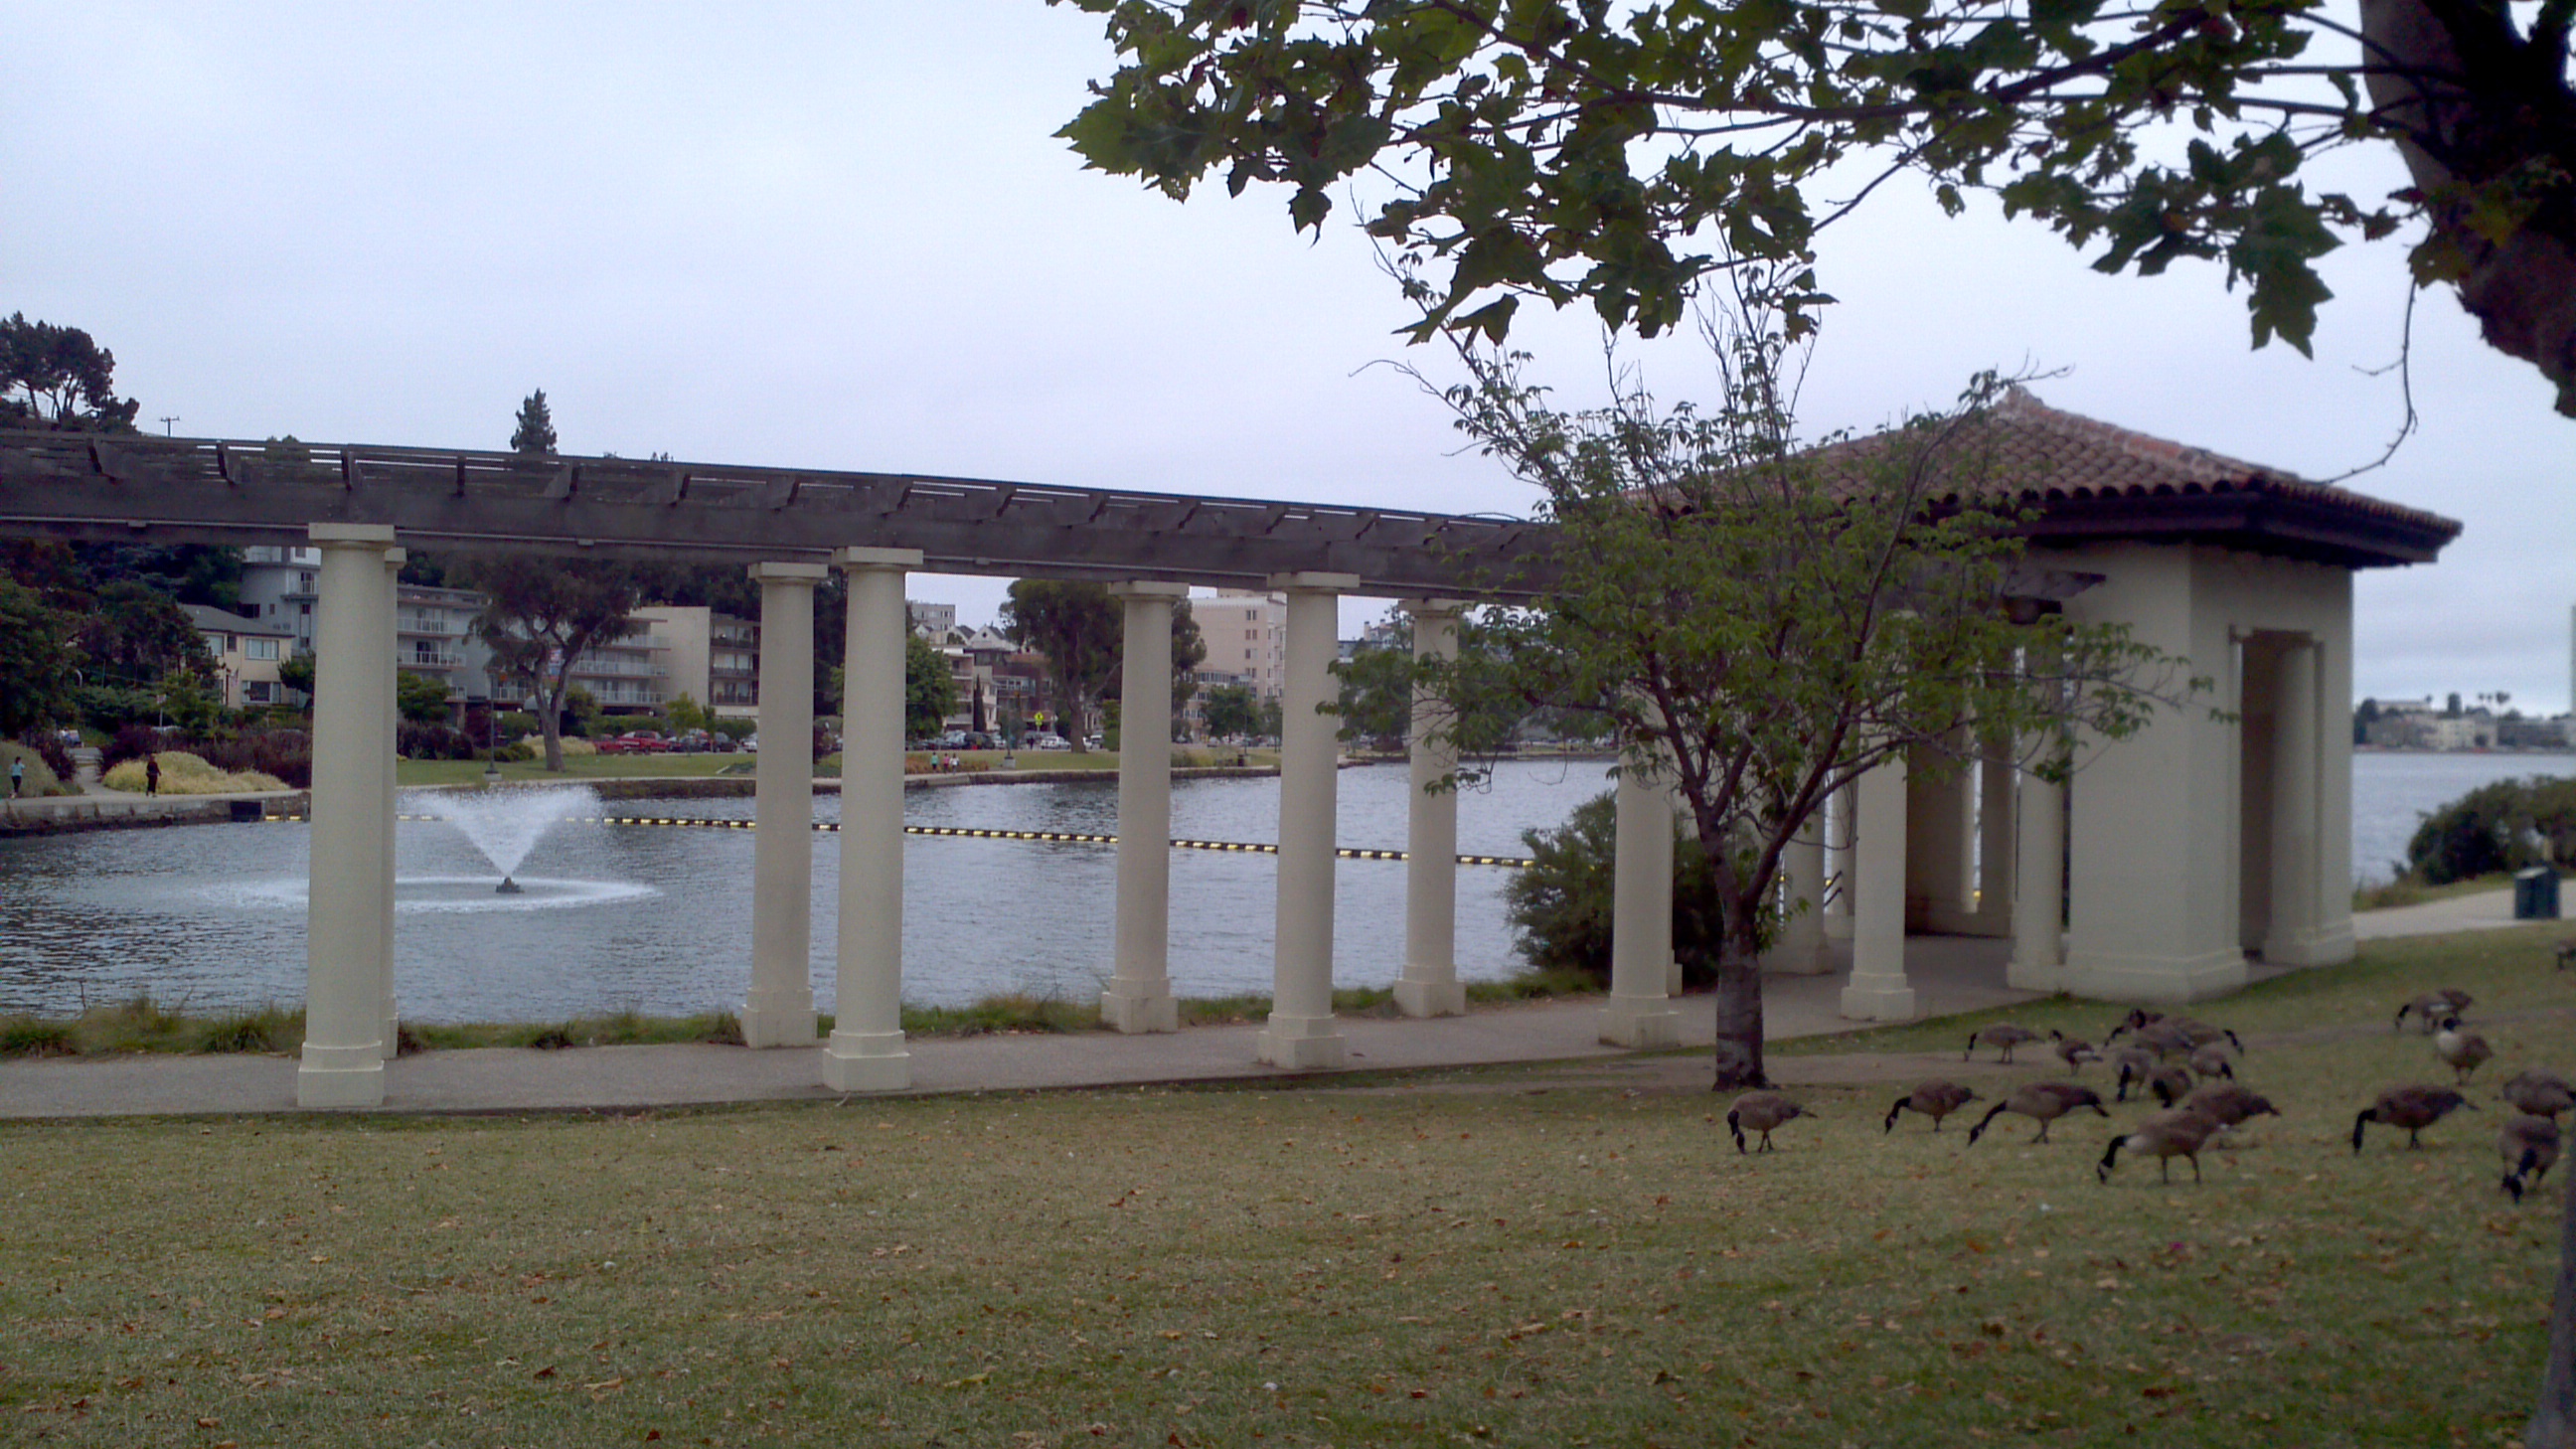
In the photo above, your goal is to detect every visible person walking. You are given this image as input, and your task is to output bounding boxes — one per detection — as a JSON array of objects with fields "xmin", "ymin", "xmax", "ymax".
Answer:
[
  {"xmin": 8, "ymin": 755, "xmax": 22, "ymax": 799},
  {"xmin": 144, "ymin": 753, "xmax": 160, "ymax": 796}
]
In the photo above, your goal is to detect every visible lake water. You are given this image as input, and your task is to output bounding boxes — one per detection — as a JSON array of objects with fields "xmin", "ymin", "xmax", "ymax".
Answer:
[{"xmin": 3, "ymin": 751, "xmax": 2563, "ymax": 1022}]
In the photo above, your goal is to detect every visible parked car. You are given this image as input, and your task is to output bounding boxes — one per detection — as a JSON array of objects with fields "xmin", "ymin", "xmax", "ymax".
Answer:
[
  {"xmin": 740, "ymin": 733, "xmax": 758, "ymax": 753},
  {"xmin": 1033, "ymin": 734, "xmax": 1071, "ymax": 751}
]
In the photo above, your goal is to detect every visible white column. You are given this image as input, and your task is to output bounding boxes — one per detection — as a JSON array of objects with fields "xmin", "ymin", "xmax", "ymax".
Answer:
[
  {"xmin": 1257, "ymin": 572, "xmax": 1356, "ymax": 1069},
  {"xmin": 1909, "ymin": 737, "xmax": 1979, "ymax": 932},
  {"xmin": 823, "ymin": 547, "xmax": 920, "ymax": 1092},
  {"xmin": 743, "ymin": 563, "xmax": 825, "ymax": 1047},
  {"xmin": 1971, "ymin": 735, "xmax": 2016, "ymax": 935},
  {"xmin": 1761, "ymin": 827, "xmax": 1830, "ymax": 974},
  {"xmin": 1841, "ymin": 750, "xmax": 1917, "ymax": 1021},
  {"xmin": 2008, "ymin": 740, "xmax": 2066, "ymax": 991},
  {"xmin": 2264, "ymin": 636, "xmax": 2328, "ymax": 964},
  {"xmin": 1103, "ymin": 581, "xmax": 1189, "ymax": 1033},
  {"xmin": 2309, "ymin": 594, "xmax": 2358, "ymax": 963},
  {"xmin": 1394, "ymin": 599, "xmax": 1467, "ymax": 1018},
  {"xmin": 1823, "ymin": 782, "xmax": 1855, "ymax": 941},
  {"xmin": 1601, "ymin": 750, "xmax": 1681, "ymax": 1046},
  {"xmin": 297, "ymin": 523, "xmax": 397, "ymax": 1108},
  {"xmin": 377, "ymin": 548, "xmax": 403, "ymax": 1058}
]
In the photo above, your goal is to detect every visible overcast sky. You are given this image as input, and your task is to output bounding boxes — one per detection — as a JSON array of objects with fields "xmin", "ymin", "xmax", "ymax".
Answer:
[{"xmin": 5, "ymin": 3, "xmax": 2567, "ymax": 711}]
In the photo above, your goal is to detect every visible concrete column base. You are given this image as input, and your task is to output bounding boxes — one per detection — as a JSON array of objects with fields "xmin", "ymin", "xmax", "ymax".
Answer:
[
  {"xmin": 2005, "ymin": 948, "xmax": 2066, "ymax": 993},
  {"xmin": 739, "ymin": 1001, "xmax": 819, "ymax": 1048},
  {"xmin": 1256, "ymin": 1014, "xmax": 1346, "ymax": 1069},
  {"xmin": 2259, "ymin": 923, "xmax": 2352, "ymax": 969},
  {"xmin": 1839, "ymin": 979, "xmax": 1918, "ymax": 1023},
  {"xmin": 821, "ymin": 1032, "xmax": 909, "ymax": 1091},
  {"xmin": 1393, "ymin": 975, "xmax": 1467, "ymax": 1019},
  {"xmin": 1099, "ymin": 981, "xmax": 1180, "ymax": 1034},
  {"xmin": 296, "ymin": 1045, "xmax": 386, "ymax": 1108},
  {"xmin": 2063, "ymin": 948, "xmax": 2248, "ymax": 1004},
  {"xmin": 380, "ymin": 1013, "xmax": 401, "ymax": 1059},
  {"xmin": 1598, "ymin": 995, "xmax": 1681, "ymax": 1048}
]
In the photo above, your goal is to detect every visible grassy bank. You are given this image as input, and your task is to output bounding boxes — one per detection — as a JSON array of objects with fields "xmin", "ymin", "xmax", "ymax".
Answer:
[
  {"xmin": 0, "ymin": 973, "xmax": 1603, "ymax": 1059},
  {"xmin": 0, "ymin": 929, "xmax": 2562, "ymax": 1444},
  {"xmin": 2352, "ymin": 870, "xmax": 2516, "ymax": 911}
]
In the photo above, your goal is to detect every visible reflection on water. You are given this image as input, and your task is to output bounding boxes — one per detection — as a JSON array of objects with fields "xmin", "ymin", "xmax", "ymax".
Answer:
[{"xmin": 0, "ymin": 759, "xmax": 1614, "ymax": 1022}]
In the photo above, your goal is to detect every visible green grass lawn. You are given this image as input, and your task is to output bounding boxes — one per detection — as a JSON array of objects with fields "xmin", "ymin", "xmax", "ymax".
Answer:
[
  {"xmin": 1, "ymin": 930, "xmax": 2565, "ymax": 1446},
  {"xmin": 394, "ymin": 747, "xmax": 1275, "ymax": 788}
]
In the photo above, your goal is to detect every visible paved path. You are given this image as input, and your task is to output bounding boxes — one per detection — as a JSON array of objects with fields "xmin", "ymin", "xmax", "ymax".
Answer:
[{"xmin": 0, "ymin": 840, "xmax": 2554, "ymax": 1118}]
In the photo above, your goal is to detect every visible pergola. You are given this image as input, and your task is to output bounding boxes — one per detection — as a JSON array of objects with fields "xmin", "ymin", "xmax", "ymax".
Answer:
[{"xmin": 0, "ymin": 399, "xmax": 2460, "ymax": 1109}]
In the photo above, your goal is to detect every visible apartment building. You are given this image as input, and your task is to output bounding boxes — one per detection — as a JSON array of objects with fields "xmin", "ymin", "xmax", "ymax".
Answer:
[
  {"xmin": 632, "ymin": 605, "xmax": 760, "ymax": 719},
  {"xmin": 237, "ymin": 545, "xmax": 321, "ymax": 652},
  {"xmin": 1207, "ymin": 587, "xmax": 1288, "ymax": 699},
  {"xmin": 184, "ymin": 603, "xmax": 296, "ymax": 710}
]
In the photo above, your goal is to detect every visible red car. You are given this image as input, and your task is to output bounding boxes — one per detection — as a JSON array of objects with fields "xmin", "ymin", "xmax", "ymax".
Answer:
[{"xmin": 596, "ymin": 731, "xmax": 671, "ymax": 754}]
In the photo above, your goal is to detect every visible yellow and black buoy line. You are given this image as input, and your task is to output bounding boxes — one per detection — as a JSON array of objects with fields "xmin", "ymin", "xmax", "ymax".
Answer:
[{"xmin": 288, "ymin": 814, "xmax": 1533, "ymax": 869}]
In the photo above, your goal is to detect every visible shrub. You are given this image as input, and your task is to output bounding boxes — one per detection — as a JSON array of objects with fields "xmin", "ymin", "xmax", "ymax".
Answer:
[
  {"xmin": 1504, "ymin": 790, "xmax": 1722, "ymax": 987},
  {"xmin": 492, "ymin": 741, "xmax": 536, "ymax": 763},
  {"xmin": 21, "ymin": 729, "xmax": 76, "ymax": 785},
  {"xmin": 3, "ymin": 740, "xmax": 66, "ymax": 797},
  {"xmin": 397, "ymin": 722, "xmax": 475, "ymax": 760},
  {"xmin": 102, "ymin": 723, "xmax": 179, "ymax": 773},
  {"xmin": 101, "ymin": 750, "xmax": 290, "ymax": 795},
  {"xmin": 2405, "ymin": 776, "xmax": 2576, "ymax": 885},
  {"xmin": 195, "ymin": 729, "xmax": 312, "ymax": 789},
  {"xmin": 0, "ymin": 1017, "xmax": 78, "ymax": 1056}
]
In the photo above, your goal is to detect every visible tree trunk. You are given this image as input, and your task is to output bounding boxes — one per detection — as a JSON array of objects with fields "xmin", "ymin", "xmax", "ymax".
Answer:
[
  {"xmin": 2358, "ymin": 0, "xmax": 2576, "ymax": 415},
  {"xmin": 1709, "ymin": 912, "xmax": 1768, "ymax": 1091},
  {"xmin": 2533, "ymin": 1182, "xmax": 2576, "ymax": 1448}
]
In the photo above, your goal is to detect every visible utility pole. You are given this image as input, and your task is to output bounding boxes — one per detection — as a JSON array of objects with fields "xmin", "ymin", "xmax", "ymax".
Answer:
[{"xmin": 158, "ymin": 416, "xmax": 180, "ymax": 435}]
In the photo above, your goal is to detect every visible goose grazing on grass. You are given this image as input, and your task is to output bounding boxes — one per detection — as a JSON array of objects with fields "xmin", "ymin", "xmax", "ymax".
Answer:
[
  {"xmin": 2351, "ymin": 1084, "xmax": 2476, "ymax": 1152},
  {"xmin": 1966, "ymin": 1082, "xmax": 2109, "ymax": 1146},
  {"xmin": 1964, "ymin": 1024, "xmax": 2041, "ymax": 1064},
  {"xmin": 2099, "ymin": 1109, "xmax": 2223, "ymax": 1184},
  {"xmin": 2434, "ymin": 1018, "xmax": 2494, "ymax": 1085},
  {"xmin": 2183, "ymin": 1082, "xmax": 2281, "ymax": 1129},
  {"xmin": 1726, "ymin": 1091, "xmax": 1810, "ymax": 1154},
  {"xmin": 2105, "ymin": 1008, "xmax": 2165, "ymax": 1044},
  {"xmin": 2187, "ymin": 1044, "xmax": 2237, "ymax": 1082},
  {"xmin": 1884, "ymin": 1080, "xmax": 1981, "ymax": 1134},
  {"xmin": 2110, "ymin": 1046, "xmax": 2160, "ymax": 1103},
  {"xmin": 2499, "ymin": 1114, "xmax": 2561, "ymax": 1204},
  {"xmin": 2394, "ymin": 989, "xmax": 2474, "ymax": 1034},
  {"xmin": 2049, "ymin": 1031, "xmax": 2102, "ymax": 1074},
  {"xmin": 2501, "ymin": 1068, "xmax": 2574, "ymax": 1123},
  {"xmin": 2146, "ymin": 1063, "xmax": 2195, "ymax": 1109}
]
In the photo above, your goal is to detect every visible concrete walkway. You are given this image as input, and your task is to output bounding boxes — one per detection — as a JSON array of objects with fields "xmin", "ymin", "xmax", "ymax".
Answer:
[{"xmin": 0, "ymin": 871, "xmax": 2553, "ymax": 1121}]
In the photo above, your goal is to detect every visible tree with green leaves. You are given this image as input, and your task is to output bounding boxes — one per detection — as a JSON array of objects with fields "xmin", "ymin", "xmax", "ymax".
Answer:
[
  {"xmin": 1003, "ymin": 579, "xmax": 1122, "ymax": 752},
  {"xmin": 1057, "ymin": 1, "xmax": 2576, "ymax": 413},
  {"xmin": 0, "ymin": 576, "xmax": 77, "ymax": 734},
  {"xmin": 1201, "ymin": 682, "xmax": 1261, "ymax": 740},
  {"xmin": 510, "ymin": 390, "xmax": 558, "ymax": 455},
  {"xmin": 1, "ymin": 313, "xmax": 140, "ymax": 431},
  {"xmin": 905, "ymin": 633, "xmax": 961, "ymax": 740},
  {"xmin": 396, "ymin": 670, "xmax": 454, "ymax": 724},
  {"xmin": 75, "ymin": 580, "xmax": 215, "ymax": 690},
  {"xmin": 1414, "ymin": 315, "xmax": 2177, "ymax": 1091},
  {"xmin": 462, "ymin": 557, "xmax": 646, "ymax": 771}
]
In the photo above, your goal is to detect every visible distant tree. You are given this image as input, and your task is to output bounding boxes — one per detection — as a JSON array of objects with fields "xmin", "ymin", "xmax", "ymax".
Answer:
[
  {"xmin": 905, "ymin": 634, "xmax": 960, "ymax": 739},
  {"xmin": 75, "ymin": 580, "xmax": 213, "ymax": 688},
  {"xmin": 2447, "ymin": 692, "xmax": 2466, "ymax": 717},
  {"xmin": 1003, "ymin": 579, "xmax": 1121, "ymax": 753},
  {"xmin": 276, "ymin": 649, "xmax": 317, "ymax": 702},
  {"xmin": 1202, "ymin": 683, "xmax": 1260, "ymax": 741},
  {"xmin": 0, "ymin": 313, "xmax": 140, "ymax": 432},
  {"xmin": 1330, "ymin": 636, "xmax": 1413, "ymax": 747},
  {"xmin": 395, "ymin": 670, "xmax": 453, "ymax": 724},
  {"xmin": 0, "ymin": 576, "xmax": 77, "ymax": 733},
  {"xmin": 462, "ymin": 557, "xmax": 645, "ymax": 771},
  {"xmin": 1105, "ymin": 597, "xmax": 1210, "ymax": 733},
  {"xmin": 666, "ymin": 692, "xmax": 714, "ymax": 735},
  {"xmin": 510, "ymin": 390, "xmax": 558, "ymax": 455},
  {"xmin": 1255, "ymin": 696, "xmax": 1283, "ymax": 738}
]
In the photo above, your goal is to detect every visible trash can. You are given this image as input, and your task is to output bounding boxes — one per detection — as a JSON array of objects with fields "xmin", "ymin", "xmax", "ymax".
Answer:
[{"xmin": 2512, "ymin": 867, "xmax": 2560, "ymax": 920}]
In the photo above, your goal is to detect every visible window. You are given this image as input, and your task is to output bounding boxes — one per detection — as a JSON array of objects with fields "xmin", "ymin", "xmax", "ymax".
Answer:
[
  {"xmin": 298, "ymin": 571, "xmax": 316, "ymax": 593},
  {"xmin": 246, "ymin": 638, "xmax": 279, "ymax": 661},
  {"xmin": 244, "ymin": 682, "xmax": 273, "ymax": 703},
  {"xmin": 299, "ymin": 601, "xmax": 311, "ymax": 616}
]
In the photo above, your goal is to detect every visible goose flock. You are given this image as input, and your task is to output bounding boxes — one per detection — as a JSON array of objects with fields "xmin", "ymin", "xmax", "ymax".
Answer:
[{"xmin": 1725, "ymin": 990, "xmax": 2567, "ymax": 1203}]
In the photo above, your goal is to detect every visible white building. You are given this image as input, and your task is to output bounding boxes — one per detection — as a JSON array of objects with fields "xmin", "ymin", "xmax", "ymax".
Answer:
[{"xmin": 184, "ymin": 603, "xmax": 296, "ymax": 710}]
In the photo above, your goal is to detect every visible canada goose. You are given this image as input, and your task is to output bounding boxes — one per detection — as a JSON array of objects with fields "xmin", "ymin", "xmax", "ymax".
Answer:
[
  {"xmin": 2499, "ymin": 1114, "xmax": 2562, "ymax": 1203},
  {"xmin": 2394, "ymin": 989, "xmax": 2474, "ymax": 1034},
  {"xmin": 2049, "ymin": 1031, "xmax": 2102, "ymax": 1074},
  {"xmin": 2434, "ymin": 1018, "xmax": 2493, "ymax": 1085},
  {"xmin": 2166, "ymin": 1017, "xmax": 2246, "ymax": 1054},
  {"xmin": 2105, "ymin": 1008, "xmax": 2165, "ymax": 1043},
  {"xmin": 2132, "ymin": 1021, "xmax": 2195, "ymax": 1058},
  {"xmin": 1884, "ymin": 1080, "xmax": 1981, "ymax": 1133},
  {"xmin": 1964, "ymin": 1024, "xmax": 2041, "ymax": 1064},
  {"xmin": 2187, "ymin": 1044, "xmax": 2237, "ymax": 1082},
  {"xmin": 2146, "ymin": 1063, "xmax": 2195, "ymax": 1108},
  {"xmin": 2501, "ymin": 1069, "xmax": 2574, "ymax": 1122},
  {"xmin": 2351, "ymin": 1084, "xmax": 2476, "ymax": 1152},
  {"xmin": 2099, "ymin": 1109, "xmax": 2223, "ymax": 1184},
  {"xmin": 2110, "ymin": 1046, "xmax": 2160, "ymax": 1103},
  {"xmin": 1966, "ymin": 1082, "xmax": 2109, "ymax": 1145},
  {"xmin": 1726, "ymin": 1091, "xmax": 1810, "ymax": 1154},
  {"xmin": 2183, "ymin": 1082, "xmax": 2281, "ymax": 1129}
]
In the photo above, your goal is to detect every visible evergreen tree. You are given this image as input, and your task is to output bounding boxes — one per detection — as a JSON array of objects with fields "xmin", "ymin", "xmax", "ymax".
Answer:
[{"xmin": 510, "ymin": 390, "xmax": 558, "ymax": 455}]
